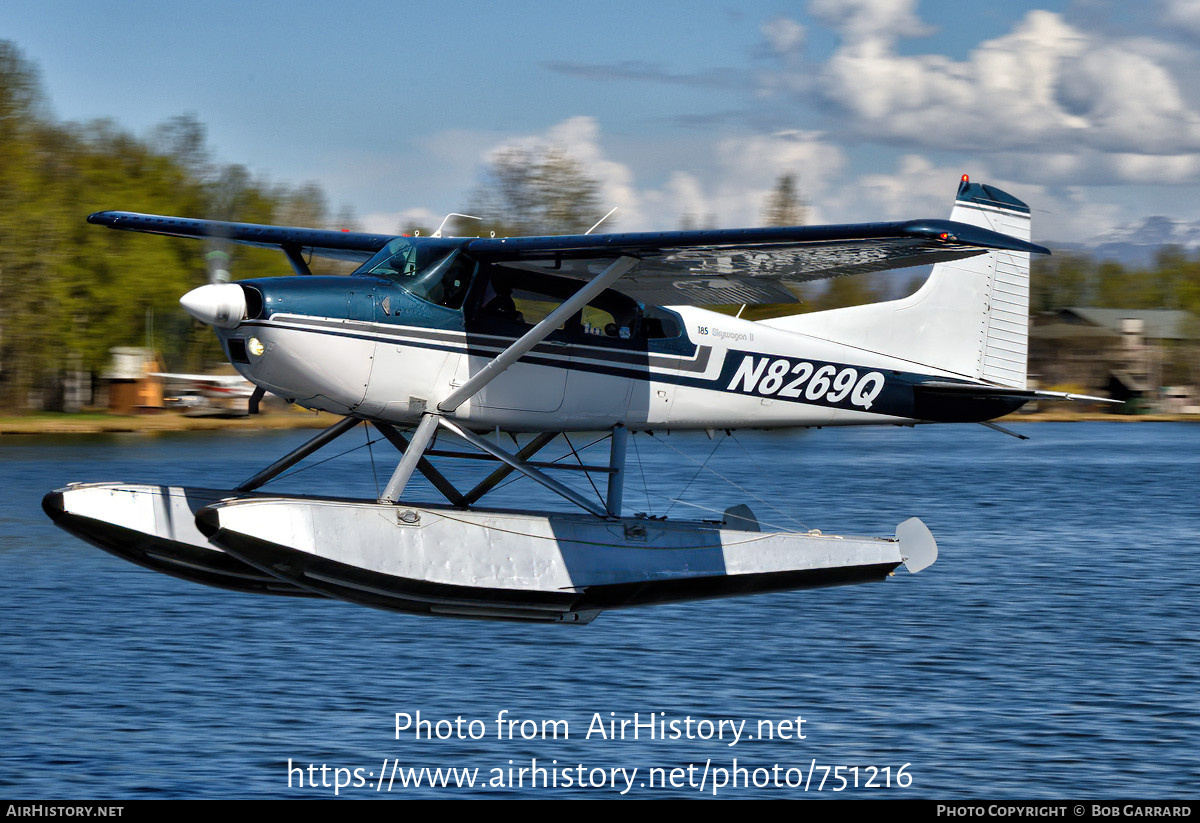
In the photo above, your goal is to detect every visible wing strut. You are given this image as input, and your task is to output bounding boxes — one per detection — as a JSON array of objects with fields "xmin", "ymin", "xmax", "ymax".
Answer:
[
  {"xmin": 282, "ymin": 244, "xmax": 314, "ymax": 276},
  {"xmin": 437, "ymin": 255, "xmax": 638, "ymax": 413}
]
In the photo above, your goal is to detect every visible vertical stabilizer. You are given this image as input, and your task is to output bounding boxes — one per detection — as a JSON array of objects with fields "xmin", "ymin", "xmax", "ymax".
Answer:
[{"xmin": 761, "ymin": 178, "xmax": 1035, "ymax": 388}]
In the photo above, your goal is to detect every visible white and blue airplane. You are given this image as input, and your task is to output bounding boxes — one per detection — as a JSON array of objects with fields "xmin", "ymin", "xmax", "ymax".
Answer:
[{"xmin": 44, "ymin": 175, "xmax": 1105, "ymax": 623}]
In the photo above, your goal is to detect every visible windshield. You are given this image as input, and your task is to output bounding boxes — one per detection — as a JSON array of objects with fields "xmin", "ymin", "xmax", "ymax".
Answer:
[
  {"xmin": 357, "ymin": 237, "xmax": 444, "ymax": 278},
  {"xmin": 355, "ymin": 237, "xmax": 473, "ymax": 309}
]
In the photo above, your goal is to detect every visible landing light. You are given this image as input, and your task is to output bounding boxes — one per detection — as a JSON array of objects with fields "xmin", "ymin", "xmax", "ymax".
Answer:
[{"xmin": 248, "ymin": 337, "xmax": 264, "ymax": 357}]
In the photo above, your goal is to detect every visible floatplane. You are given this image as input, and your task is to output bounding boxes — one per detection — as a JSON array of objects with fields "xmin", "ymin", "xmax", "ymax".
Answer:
[{"xmin": 43, "ymin": 175, "xmax": 1105, "ymax": 622}]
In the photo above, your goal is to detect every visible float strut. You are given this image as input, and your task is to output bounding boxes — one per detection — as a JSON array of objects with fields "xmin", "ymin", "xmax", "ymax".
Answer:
[
  {"xmin": 378, "ymin": 413, "xmax": 440, "ymax": 504},
  {"xmin": 234, "ymin": 415, "xmax": 360, "ymax": 492},
  {"xmin": 606, "ymin": 424, "xmax": 628, "ymax": 517},
  {"xmin": 372, "ymin": 421, "xmax": 467, "ymax": 507}
]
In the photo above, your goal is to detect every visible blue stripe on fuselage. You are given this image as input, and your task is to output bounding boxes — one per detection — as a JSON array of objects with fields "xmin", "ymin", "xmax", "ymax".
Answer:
[{"xmin": 235, "ymin": 316, "xmax": 960, "ymax": 419}]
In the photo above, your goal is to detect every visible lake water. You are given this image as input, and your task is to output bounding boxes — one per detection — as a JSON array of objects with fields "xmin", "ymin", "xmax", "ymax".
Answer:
[{"xmin": 1, "ymin": 422, "xmax": 1197, "ymax": 798}]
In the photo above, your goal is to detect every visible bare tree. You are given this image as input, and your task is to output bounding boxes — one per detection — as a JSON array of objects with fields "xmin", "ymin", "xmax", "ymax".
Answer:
[{"xmin": 467, "ymin": 145, "xmax": 603, "ymax": 236}]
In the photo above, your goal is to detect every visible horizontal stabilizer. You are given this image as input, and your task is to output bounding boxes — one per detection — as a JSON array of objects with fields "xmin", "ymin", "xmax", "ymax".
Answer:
[{"xmin": 916, "ymin": 381, "xmax": 1119, "ymax": 404}]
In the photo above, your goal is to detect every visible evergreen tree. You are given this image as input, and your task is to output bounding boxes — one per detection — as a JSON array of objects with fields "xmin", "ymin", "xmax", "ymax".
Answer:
[{"xmin": 760, "ymin": 173, "xmax": 806, "ymax": 227}]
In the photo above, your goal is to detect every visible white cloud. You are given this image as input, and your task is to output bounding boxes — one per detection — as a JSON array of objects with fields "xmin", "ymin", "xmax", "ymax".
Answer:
[
  {"xmin": 640, "ymin": 171, "xmax": 709, "ymax": 229},
  {"xmin": 1109, "ymin": 152, "xmax": 1200, "ymax": 183},
  {"xmin": 1162, "ymin": 0, "xmax": 1200, "ymax": 38},
  {"xmin": 360, "ymin": 6, "xmax": 1200, "ymax": 246},
  {"xmin": 1057, "ymin": 44, "xmax": 1200, "ymax": 153},
  {"xmin": 711, "ymin": 130, "xmax": 847, "ymax": 225},
  {"xmin": 1026, "ymin": 186, "xmax": 1126, "ymax": 244},
  {"xmin": 808, "ymin": 0, "xmax": 932, "ymax": 47},
  {"xmin": 544, "ymin": 117, "xmax": 643, "ymax": 229},
  {"xmin": 352, "ymin": 0, "xmax": 1200, "ymax": 249},
  {"xmin": 474, "ymin": 116, "xmax": 646, "ymax": 231},
  {"xmin": 460, "ymin": 119, "xmax": 853, "ymax": 231},
  {"xmin": 761, "ymin": 16, "xmax": 805, "ymax": 58},
  {"xmin": 993, "ymin": 148, "xmax": 1200, "ymax": 186},
  {"xmin": 831, "ymin": 155, "xmax": 967, "ymax": 222},
  {"xmin": 360, "ymin": 206, "xmax": 442, "ymax": 236},
  {"xmin": 821, "ymin": 154, "xmax": 1126, "ymax": 242},
  {"xmin": 788, "ymin": 8, "xmax": 1200, "ymax": 168}
]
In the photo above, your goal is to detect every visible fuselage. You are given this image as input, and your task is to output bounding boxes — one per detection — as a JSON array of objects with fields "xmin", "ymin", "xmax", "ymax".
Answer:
[{"xmin": 198, "ymin": 263, "xmax": 1024, "ymax": 433}]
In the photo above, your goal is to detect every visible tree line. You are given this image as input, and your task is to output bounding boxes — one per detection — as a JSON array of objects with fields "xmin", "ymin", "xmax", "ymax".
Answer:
[
  {"xmin": 1032, "ymin": 247, "xmax": 1200, "ymax": 316},
  {"xmin": 0, "ymin": 42, "xmax": 348, "ymax": 411}
]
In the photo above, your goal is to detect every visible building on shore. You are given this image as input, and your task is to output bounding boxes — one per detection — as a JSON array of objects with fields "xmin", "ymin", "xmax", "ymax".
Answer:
[
  {"xmin": 1029, "ymin": 308, "xmax": 1198, "ymax": 413},
  {"xmin": 103, "ymin": 347, "xmax": 163, "ymax": 414}
]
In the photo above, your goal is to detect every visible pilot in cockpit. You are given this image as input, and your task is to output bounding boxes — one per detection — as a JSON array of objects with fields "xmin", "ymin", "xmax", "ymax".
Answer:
[{"xmin": 480, "ymin": 281, "xmax": 524, "ymax": 325}]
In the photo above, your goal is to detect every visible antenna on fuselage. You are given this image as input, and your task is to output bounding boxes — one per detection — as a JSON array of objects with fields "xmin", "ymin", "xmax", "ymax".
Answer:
[
  {"xmin": 433, "ymin": 213, "xmax": 482, "ymax": 238},
  {"xmin": 585, "ymin": 207, "xmax": 618, "ymax": 235}
]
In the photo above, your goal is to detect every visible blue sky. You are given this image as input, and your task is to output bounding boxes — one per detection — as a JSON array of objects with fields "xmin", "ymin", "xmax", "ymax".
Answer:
[{"xmin": 5, "ymin": 0, "xmax": 1200, "ymax": 242}]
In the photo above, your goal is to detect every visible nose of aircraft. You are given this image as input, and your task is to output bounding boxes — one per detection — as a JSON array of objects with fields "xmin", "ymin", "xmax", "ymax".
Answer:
[{"xmin": 180, "ymin": 283, "xmax": 247, "ymax": 328}]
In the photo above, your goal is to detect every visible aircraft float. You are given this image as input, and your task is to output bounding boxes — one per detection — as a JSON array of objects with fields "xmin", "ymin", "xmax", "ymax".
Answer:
[{"xmin": 43, "ymin": 175, "xmax": 1106, "ymax": 623}]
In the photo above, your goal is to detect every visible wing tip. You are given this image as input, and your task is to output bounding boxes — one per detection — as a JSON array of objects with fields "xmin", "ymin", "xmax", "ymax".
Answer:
[{"xmin": 903, "ymin": 219, "xmax": 1050, "ymax": 257}]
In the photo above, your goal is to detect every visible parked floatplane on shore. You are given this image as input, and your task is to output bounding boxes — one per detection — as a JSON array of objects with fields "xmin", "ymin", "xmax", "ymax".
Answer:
[{"xmin": 44, "ymin": 176, "xmax": 1105, "ymax": 622}]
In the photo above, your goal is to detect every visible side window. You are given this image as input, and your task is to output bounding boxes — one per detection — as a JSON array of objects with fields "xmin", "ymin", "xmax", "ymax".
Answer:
[
  {"xmin": 581, "ymin": 305, "xmax": 617, "ymax": 338},
  {"xmin": 469, "ymin": 267, "xmax": 659, "ymax": 346},
  {"xmin": 580, "ymin": 305, "xmax": 636, "ymax": 339},
  {"xmin": 510, "ymin": 288, "xmax": 565, "ymax": 328},
  {"xmin": 428, "ymin": 254, "xmax": 474, "ymax": 310},
  {"xmin": 475, "ymin": 277, "xmax": 565, "ymax": 334},
  {"xmin": 642, "ymin": 306, "xmax": 682, "ymax": 339}
]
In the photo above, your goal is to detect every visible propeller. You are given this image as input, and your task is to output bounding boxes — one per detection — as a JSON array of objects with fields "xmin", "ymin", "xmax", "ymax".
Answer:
[
  {"xmin": 181, "ymin": 229, "xmax": 245, "ymax": 327},
  {"xmin": 180, "ymin": 230, "xmax": 267, "ymax": 413},
  {"xmin": 204, "ymin": 242, "xmax": 231, "ymax": 284}
]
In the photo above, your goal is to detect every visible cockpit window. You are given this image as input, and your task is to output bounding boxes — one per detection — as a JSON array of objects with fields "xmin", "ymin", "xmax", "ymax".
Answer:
[
  {"xmin": 359, "ymin": 237, "xmax": 438, "ymax": 278},
  {"xmin": 357, "ymin": 238, "xmax": 473, "ymax": 309}
]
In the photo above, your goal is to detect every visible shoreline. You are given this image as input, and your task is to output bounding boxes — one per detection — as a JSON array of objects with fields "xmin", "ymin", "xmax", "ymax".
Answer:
[
  {"xmin": 1, "ymin": 409, "xmax": 1196, "ymax": 436},
  {"xmin": 0, "ymin": 410, "xmax": 344, "ymax": 435}
]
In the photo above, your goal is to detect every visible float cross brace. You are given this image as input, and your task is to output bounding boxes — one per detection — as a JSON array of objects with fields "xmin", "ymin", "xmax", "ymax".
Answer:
[{"xmin": 375, "ymin": 416, "xmax": 629, "ymax": 519}]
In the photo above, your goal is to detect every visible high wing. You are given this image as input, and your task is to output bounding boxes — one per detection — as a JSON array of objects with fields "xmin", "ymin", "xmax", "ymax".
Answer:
[
  {"xmin": 460, "ymin": 220, "xmax": 1049, "ymax": 305},
  {"xmin": 88, "ymin": 210, "xmax": 1048, "ymax": 307},
  {"xmin": 87, "ymin": 212, "xmax": 396, "ymax": 264}
]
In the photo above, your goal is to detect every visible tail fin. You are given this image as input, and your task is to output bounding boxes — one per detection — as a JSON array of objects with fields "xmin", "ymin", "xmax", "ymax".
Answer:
[{"xmin": 761, "ymin": 178, "xmax": 1036, "ymax": 388}]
